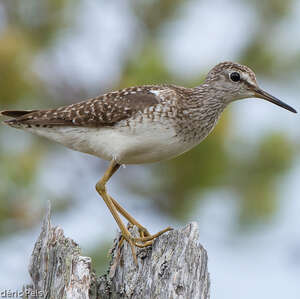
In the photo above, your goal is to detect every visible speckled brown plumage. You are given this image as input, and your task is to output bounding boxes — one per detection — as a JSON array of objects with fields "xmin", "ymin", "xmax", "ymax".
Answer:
[{"xmin": 3, "ymin": 86, "xmax": 165, "ymax": 128}]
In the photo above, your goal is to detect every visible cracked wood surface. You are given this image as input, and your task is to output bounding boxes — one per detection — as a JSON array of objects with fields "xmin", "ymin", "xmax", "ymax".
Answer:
[{"xmin": 24, "ymin": 203, "xmax": 210, "ymax": 299}]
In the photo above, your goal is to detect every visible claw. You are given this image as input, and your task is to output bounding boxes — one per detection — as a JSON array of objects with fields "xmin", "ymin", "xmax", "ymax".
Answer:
[
  {"xmin": 133, "ymin": 240, "xmax": 154, "ymax": 248},
  {"xmin": 135, "ymin": 226, "xmax": 173, "ymax": 242},
  {"xmin": 116, "ymin": 226, "xmax": 172, "ymax": 263}
]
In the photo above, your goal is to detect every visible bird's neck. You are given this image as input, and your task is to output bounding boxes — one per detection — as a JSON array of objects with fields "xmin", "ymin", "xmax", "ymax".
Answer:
[
  {"xmin": 175, "ymin": 86, "xmax": 226, "ymax": 144},
  {"xmin": 191, "ymin": 84, "xmax": 227, "ymax": 112}
]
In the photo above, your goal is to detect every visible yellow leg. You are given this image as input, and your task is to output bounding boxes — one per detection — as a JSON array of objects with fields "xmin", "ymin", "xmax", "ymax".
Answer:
[
  {"xmin": 110, "ymin": 196, "xmax": 150, "ymax": 237},
  {"xmin": 96, "ymin": 161, "xmax": 138, "ymax": 263},
  {"xmin": 95, "ymin": 162, "xmax": 151, "ymax": 238},
  {"xmin": 96, "ymin": 160, "xmax": 173, "ymax": 263}
]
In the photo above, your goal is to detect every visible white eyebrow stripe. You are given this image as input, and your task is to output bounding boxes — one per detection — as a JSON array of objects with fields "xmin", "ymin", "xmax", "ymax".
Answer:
[{"xmin": 242, "ymin": 73, "xmax": 256, "ymax": 86}]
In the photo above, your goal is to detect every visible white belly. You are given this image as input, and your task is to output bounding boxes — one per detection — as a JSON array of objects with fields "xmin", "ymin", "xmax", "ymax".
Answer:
[{"xmin": 26, "ymin": 121, "xmax": 198, "ymax": 164}]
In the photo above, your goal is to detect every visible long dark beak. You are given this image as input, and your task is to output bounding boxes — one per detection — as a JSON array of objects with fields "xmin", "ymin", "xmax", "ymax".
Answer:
[{"xmin": 254, "ymin": 88, "xmax": 297, "ymax": 113}]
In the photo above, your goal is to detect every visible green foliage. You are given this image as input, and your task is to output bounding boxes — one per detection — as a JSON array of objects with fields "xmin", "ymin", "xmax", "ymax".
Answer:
[
  {"xmin": 0, "ymin": 143, "xmax": 43, "ymax": 235},
  {"xmin": 0, "ymin": 0, "xmax": 78, "ymax": 236},
  {"xmin": 241, "ymin": 0, "xmax": 295, "ymax": 75},
  {"xmin": 119, "ymin": 45, "xmax": 173, "ymax": 88},
  {"xmin": 252, "ymin": 0, "xmax": 293, "ymax": 20},
  {"xmin": 0, "ymin": 29, "xmax": 37, "ymax": 105},
  {"xmin": 232, "ymin": 133, "xmax": 295, "ymax": 226},
  {"xmin": 241, "ymin": 40, "xmax": 279, "ymax": 76},
  {"xmin": 131, "ymin": 0, "xmax": 185, "ymax": 34},
  {"xmin": 87, "ymin": 240, "xmax": 112, "ymax": 275}
]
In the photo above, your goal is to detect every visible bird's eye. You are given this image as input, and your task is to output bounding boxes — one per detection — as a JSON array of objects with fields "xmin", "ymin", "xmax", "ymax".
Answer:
[{"xmin": 230, "ymin": 72, "xmax": 240, "ymax": 82}]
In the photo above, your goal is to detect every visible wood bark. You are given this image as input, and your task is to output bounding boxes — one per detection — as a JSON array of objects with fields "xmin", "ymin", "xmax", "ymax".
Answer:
[{"xmin": 23, "ymin": 202, "xmax": 210, "ymax": 299}]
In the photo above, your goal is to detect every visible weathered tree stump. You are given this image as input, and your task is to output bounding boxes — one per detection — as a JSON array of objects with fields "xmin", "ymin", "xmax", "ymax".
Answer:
[{"xmin": 23, "ymin": 203, "xmax": 210, "ymax": 299}]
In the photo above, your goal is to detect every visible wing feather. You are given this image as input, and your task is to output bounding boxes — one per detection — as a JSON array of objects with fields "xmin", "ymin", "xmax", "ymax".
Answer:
[{"xmin": 1, "ymin": 86, "xmax": 163, "ymax": 128}]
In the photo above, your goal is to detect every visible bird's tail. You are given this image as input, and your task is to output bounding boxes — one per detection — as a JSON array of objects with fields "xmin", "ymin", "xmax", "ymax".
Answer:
[
  {"xmin": 0, "ymin": 110, "xmax": 38, "ymax": 128},
  {"xmin": 0, "ymin": 110, "xmax": 37, "ymax": 117}
]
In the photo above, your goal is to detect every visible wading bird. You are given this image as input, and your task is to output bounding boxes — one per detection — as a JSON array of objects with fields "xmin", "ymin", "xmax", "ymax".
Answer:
[{"xmin": 1, "ymin": 62, "xmax": 297, "ymax": 263}]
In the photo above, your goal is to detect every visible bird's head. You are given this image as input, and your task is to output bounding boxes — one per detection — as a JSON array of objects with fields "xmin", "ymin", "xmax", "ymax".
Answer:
[{"xmin": 204, "ymin": 62, "xmax": 297, "ymax": 113}]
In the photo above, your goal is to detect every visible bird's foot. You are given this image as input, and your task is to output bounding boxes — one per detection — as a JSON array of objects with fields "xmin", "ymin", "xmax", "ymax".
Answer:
[
  {"xmin": 136, "ymin": 224, "xmax": 150, "ymax": 238},
  {"xmin": 134, "ymin": 226, "xmax": 173, "ymax": 244},
  {"xmin": 117, "ymin": 226, "xmax": 173, "ymax": 264}
]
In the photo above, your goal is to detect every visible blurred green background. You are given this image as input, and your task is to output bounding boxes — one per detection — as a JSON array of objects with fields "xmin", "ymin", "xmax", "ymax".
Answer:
[{"xmin": 0, "ymin": 1, "xmax": 299, "ymax": 298}]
